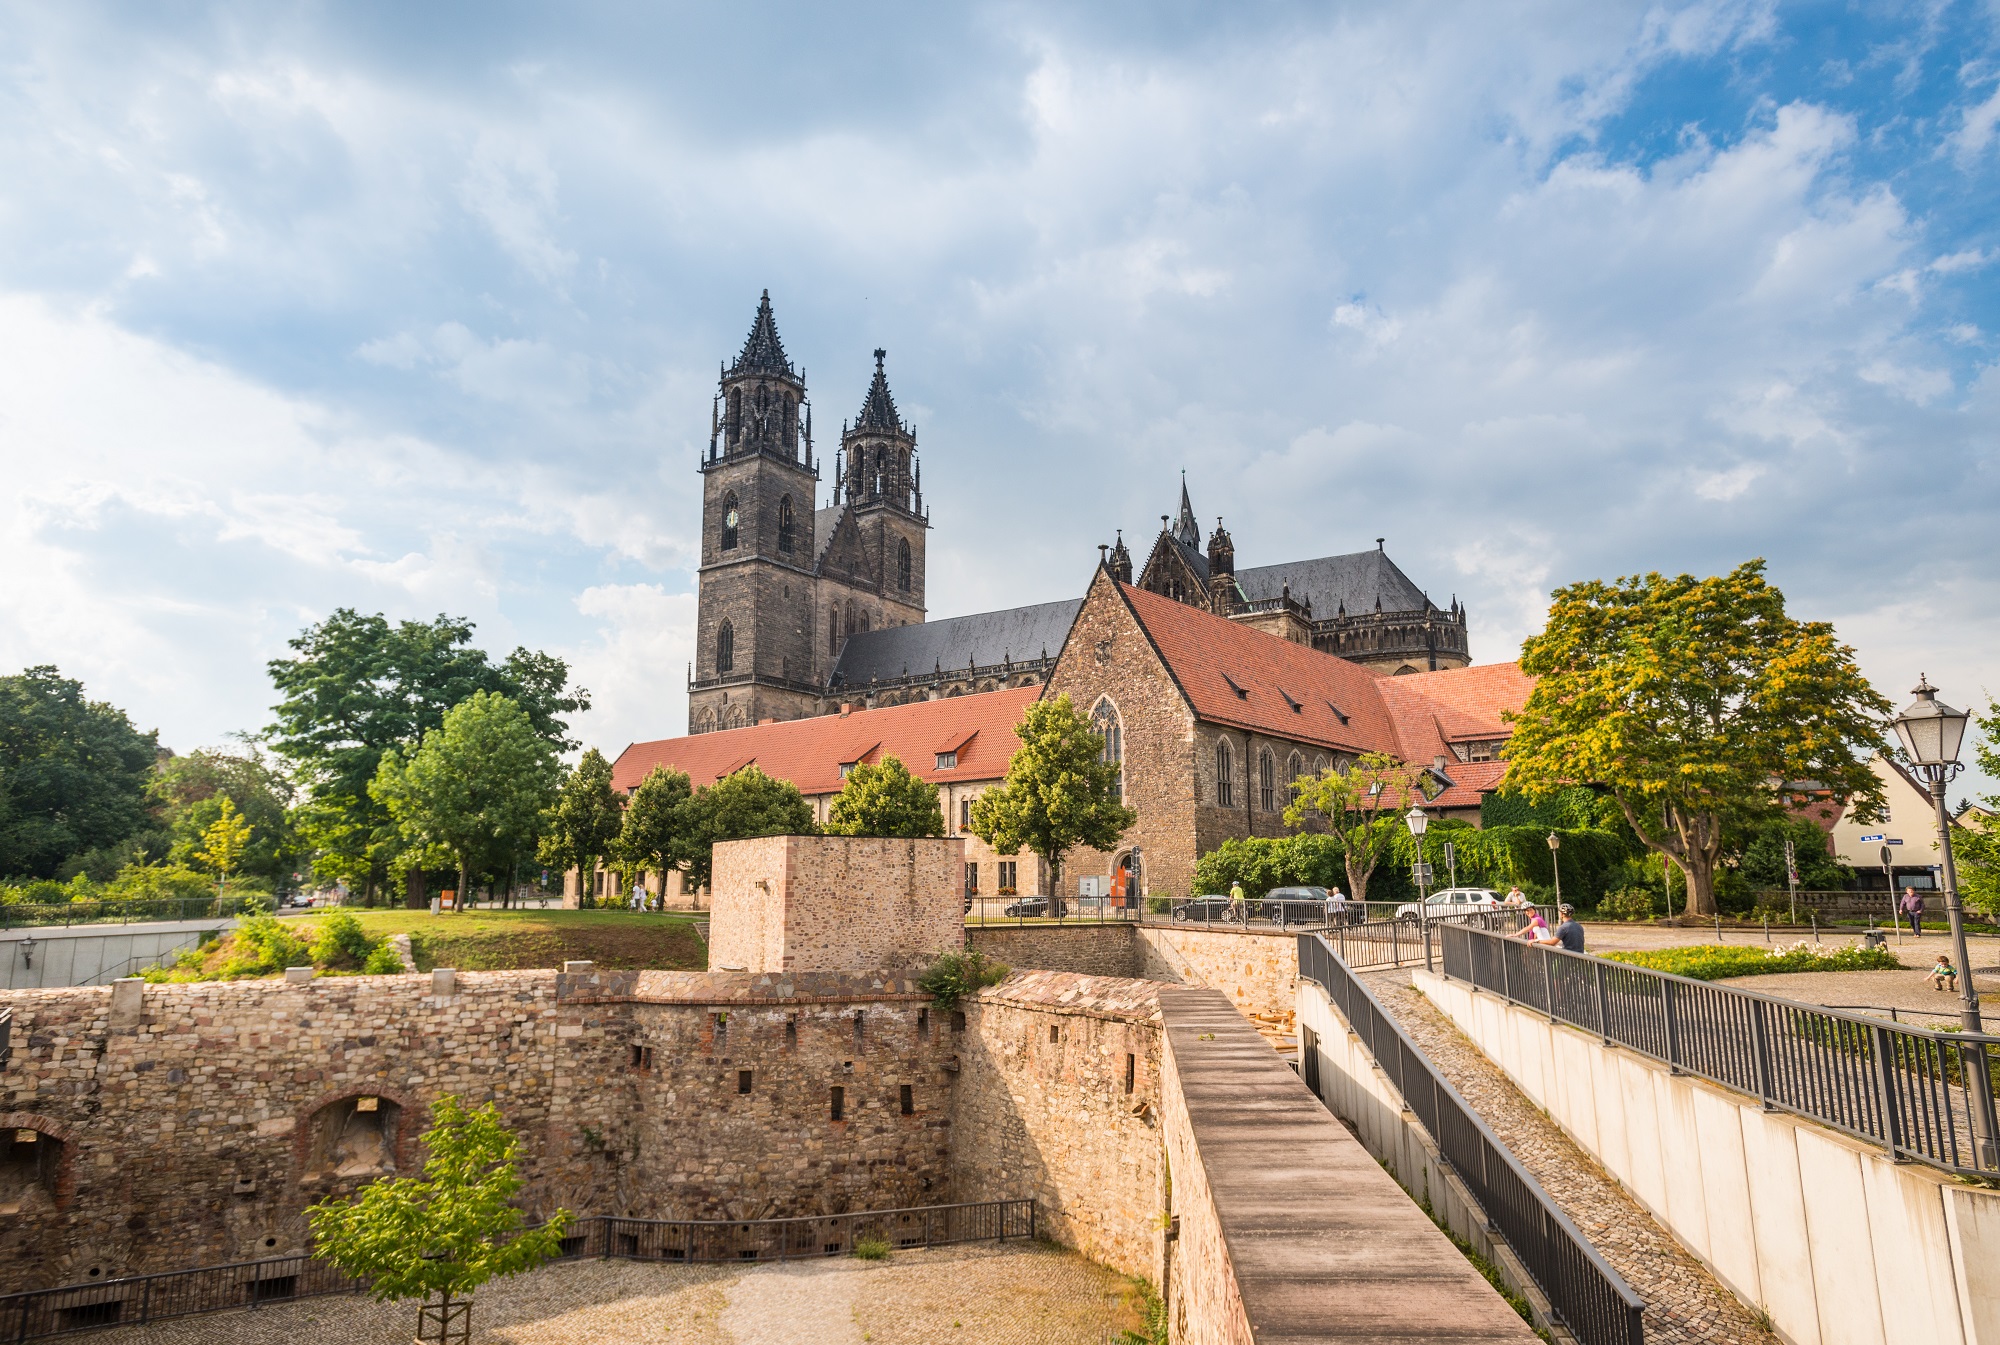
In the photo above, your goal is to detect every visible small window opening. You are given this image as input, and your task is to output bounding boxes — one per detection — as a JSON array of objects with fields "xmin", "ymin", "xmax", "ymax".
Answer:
[
  {"xmin": 900, "ymin": 1085, "xmax": 914, "ymax": 1116},
  {"xmin": 853, "ymin": 1012, "xmax": 865, "ymax": 1051},
  {"xmin": 785, "ymin": 1016, "xmax": 798, "ymax": 1049},
  {"xmin": 918, "ymin": 1008, "xmax": 929, "ymax": 1040},
  {"xmin": 951, "ymin": 1011, "xmax": 966, "ymax": 1033},
  {"xmin": 1125, "ymin": 1053, "xmax": 1136, "ymax": 1095},
  {"xmin": 830, "ymin": 1087, "xmax": 845, "ymax": 1121},
  {"xmin": 1048, "ymin": 1025, "xmax": 1059, "ymax": 1044},
  {"xmin": 712, "ymin": 1013, "xmax": 728, "ymax": 1053},
  {"xmin": 738, "ymin": 1070, "xmax": 753, "ymax": 1095}
]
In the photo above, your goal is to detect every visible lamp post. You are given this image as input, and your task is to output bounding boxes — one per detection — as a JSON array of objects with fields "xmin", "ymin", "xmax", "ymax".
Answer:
[
  {"xmin": 1406, "ymin": 805, "xmax": 1431, "ymax": 970},
  {"xmin": 1547, "ymin": 832, "xmax": 1563, "ymax": 909},
  {"xmin": 1891, "ymin": 676, "xmax": 1982, "ymax": 1035}
]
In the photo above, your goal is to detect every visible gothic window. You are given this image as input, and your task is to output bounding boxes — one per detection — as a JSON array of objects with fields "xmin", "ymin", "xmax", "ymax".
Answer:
[
  {"xmin": 897, "ymin": 537, "xmax": 912, "ymax": 592},
  {"xmin": 1216, "ymin": 740, "xmax": 1233, "ymax": 807},
  {"xmin": 1314, "ymin": 755, "xmax": 1328, "ymax": 779},
  {"xmin": 872, "ymin": 447, "xmax": 885, "ymax": 498},
  {"xmin": 727, "ymin": 389, "xmax": 742, "ymax": 445},
  {"xmin": 720, "ymin": 493, "xmax": 739, "ymax": 551},
  {"xmin": 305, "ymin": 1096, "xmax": 402, "ymax": 1181},
  {"xmin": 858, "ymin": 610, "xmax": 870, "ymax": 633},
  {"xmin": 846, "ymin": 600, "xmax": 858, "ymax": 639},
  {"xmin": 778, "ymin": 496, "xmax": 795, "ymax": 554},
  {"xmin": 1093, "ymin": 699, "xmax": 1123, "ymax": 801},
  {"xmin": 716, "ymin": 621, "xmax": 734, "ymax": 674},
  {"xmin": 829, "ymin": 607, "xmax": 842, "ymax": 656},
  {"xmin": 1288, "ymin": 752, "xmax": 1304, "ymax": 797},
  {"xmin": 1259, "ymin": 750, "xmax": 1276, "ymax": 812}
]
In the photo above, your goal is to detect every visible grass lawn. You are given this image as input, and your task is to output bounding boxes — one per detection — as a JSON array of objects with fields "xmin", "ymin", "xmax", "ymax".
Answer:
[{"xmin": 288, "ymin": 907, "xmax": 708, "ymax": 973}]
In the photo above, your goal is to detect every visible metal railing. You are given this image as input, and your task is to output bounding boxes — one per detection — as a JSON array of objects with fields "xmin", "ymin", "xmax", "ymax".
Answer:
[
  {"xmin": 1328, "ymin": 906, "xmax": 1553, "ymax": 971},
  {"xmin": 0, "ymin": 898, "xmax": 250, "ymax": 930},
  {"xmin": 1298, "ymin": 934, "xmax": 1646, "ymax": 1345},
  {"xmin": 964, "ymin": 897, "xmax": 1142, "ymax": 927},
  {"xmin": 1437, "ymin": 924, "xmax": 2000, "ymax": 1179},
  {"xmin": 0, "ymin": 1006, "xmax": 12, "ymax": 1067},
  {"xmin": 0, "ymin": 1200, "xmax": 1035, "ymax": 1341}
]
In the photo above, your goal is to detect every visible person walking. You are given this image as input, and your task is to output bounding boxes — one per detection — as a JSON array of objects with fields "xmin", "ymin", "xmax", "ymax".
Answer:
[
  {"xmin": 1901, "ymin": 886, "xmax": 1925, "ymax": 936},
  {"xmin": 1931, "ymin": 953, "xmax": 1959, "ymax": 992},
  {"xmin": 1325, "ymin": 886, "xmax": 1347, "ymax": 926},
  {"xmin": 1228, "ymin": 880, "xmax": 1247, "ymax": 925}
]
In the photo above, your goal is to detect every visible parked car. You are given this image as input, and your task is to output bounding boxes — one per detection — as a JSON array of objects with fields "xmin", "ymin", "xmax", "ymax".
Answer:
[
  {"xmin": 1258, "ymin": 885, "xmax": 1333, "ymax": 924},
  {"xmin": 1171, "ymin": 896, "xmax": 1241, "ymax": 923},
  {"xmin": 1003, "ymin": 897, "xmax": 1051, "ymax": 917},
  {"xmin": 1394, "ymin": 888, "xmax": 1502, "ymax": 922}
]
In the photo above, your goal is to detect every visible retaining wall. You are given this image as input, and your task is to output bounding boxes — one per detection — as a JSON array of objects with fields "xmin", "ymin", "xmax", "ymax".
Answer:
[
  {"xmin": 964, "ymin": 924, "xmax": 1302, "ymax": 1025},
  {"xmin": 1417, "ymin": 968, "xmax": 2000, "ymax": 1345},
  {"xmin": 1, "ymin": 923, "xmax": 229, "ymax": 990}
]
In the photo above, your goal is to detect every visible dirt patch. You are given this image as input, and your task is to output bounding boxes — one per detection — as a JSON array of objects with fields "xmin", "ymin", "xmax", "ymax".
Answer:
[{"xmin": 408, "ymin": 922, "xmax": 706, "ymax": 972}]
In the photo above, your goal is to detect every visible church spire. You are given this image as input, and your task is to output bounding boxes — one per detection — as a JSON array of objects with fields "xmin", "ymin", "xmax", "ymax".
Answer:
[
  {"xmin": 1173, "ymin": 471, "xmax": 1200, "ymax": 549},
  {"xmin": 855, "ymin": 348, "xmax": 904, "ymax": 433},
  {"xmin": 729, "ymin": 289, "xmax": 794, "ymax": 376}
]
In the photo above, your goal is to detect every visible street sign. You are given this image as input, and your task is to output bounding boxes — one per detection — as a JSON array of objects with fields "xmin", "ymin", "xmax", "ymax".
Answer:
[
  {"xmin": 1860, "ymin": 834, "xmax": 1883, "ymax": 843},
  {"xmin": 1411, "ymin": 863, "xmax": 1434, "ymax": 883},
  {"xmin": 1886, "ymin": 838, "xmax": 1903, "ymax": 845},
  {"xmin": 1441, "ymin": 841, "xmax": 1456, "ymax": 867}
]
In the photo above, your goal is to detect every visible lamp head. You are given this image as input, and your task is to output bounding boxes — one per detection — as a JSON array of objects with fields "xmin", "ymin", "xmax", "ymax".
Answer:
[
  {"xmin": 1891, "ymin": 675, "xmax": 1968, "ymax": 770},
  {"xmin": 1547, "ymin": 832, "xmax": 1561, "ymax": 851},
  {"xmin": 1404, "ymin": 805, "xmax": 1428, "ymax": 837}
]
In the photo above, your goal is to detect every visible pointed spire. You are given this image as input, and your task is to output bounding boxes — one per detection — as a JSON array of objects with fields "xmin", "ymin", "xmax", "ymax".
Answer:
[
  {"xmin": 1174, "ymin": 472, "xmax": 1200, "ymax": 549},
  {"xmin": 728, "ymin": 290, "xmax": 793, "ymax": 377},
  {"xmin": 855, "ymin": 348, "xmax": 904, "ymax": 432}
]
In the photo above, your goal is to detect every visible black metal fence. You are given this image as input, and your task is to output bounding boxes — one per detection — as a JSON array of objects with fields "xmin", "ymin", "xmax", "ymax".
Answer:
[
  {"xmin": 1298, "ymin": 933, "xmax": 1646, "ymax": 1345},
  {"xmin": 1437, "ymin": 923, "xmax": 2000, "ymax": 1179},
  {"xmin": 1327, "ymin": 905, "xmax": 1552, "ymax": 971},
  {"xmin": 0, "ymin": 897, "xmax": 253, "ymax": 930},
  {"xmin": 0, "ymin": 1200, "xmax": 1036, "ymax": 1341}
]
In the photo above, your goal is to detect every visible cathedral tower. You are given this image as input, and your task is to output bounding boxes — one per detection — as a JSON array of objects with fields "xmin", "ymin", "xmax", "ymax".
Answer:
[
  {"xmin": 689, "ymin": 292, "xmax": 823, "ymax": 733},
  {"xmin": 834, "ymin": 349, "xmax": 928, "ymax": 630}
]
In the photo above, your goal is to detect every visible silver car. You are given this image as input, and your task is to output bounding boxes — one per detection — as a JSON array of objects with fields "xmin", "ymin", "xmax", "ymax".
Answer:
[{"xmin": 1394, "ymin": 888, "xmax": 1501, "ymax": 922}]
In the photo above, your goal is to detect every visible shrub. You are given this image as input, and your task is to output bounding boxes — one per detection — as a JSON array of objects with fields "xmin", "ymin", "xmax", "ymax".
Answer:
[
  {"xmin": 217, "ymin": 915, "xmax": 314, "ymax": 978},
  {"xmin": 917, "ymin": 950, "xmax": 1009, "ymax": 1011},
  {"xmin": 1602, "ymin": 942, "xmax": 1902, "ymax": 982},
  {"xmin": 104, "ymin": 863, "xmax": 216, "ymax": 904},
  {"xmin": 1598, "ymin": 887, "xmax": 1657, "ymax": 922},
  {"xmin": 1145, "ymin": 896, "xmax": 1173, "ymax": 915},
  {"xmin": 311, "ymin": 912, "xmax": 379, "ymax": 970},
  {"xmin": 851, "ymin": 1235, "xmax": 891, "ymax": 1261},
  {"xmin": 363, "ymin": 942, "xmax": 406, "ymax": 975}
]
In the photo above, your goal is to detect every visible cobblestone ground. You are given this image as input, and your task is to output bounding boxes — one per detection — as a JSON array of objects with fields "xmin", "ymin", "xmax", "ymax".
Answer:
[
  {"xmin": 1359, "ymin": 968, "xmax": 1774, "ymax": 1345},
  {"xmin": 91, "ymin": 1243, "xmax": 1138, "ymax": 1345}
]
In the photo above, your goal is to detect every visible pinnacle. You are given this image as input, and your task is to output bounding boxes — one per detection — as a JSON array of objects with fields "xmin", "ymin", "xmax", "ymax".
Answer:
[
  {"xmin": 855, "ymin": 349, "xmax": 904, "ymax": 433},
  {"xmin": 728, "ymin": 290, "xmax": 794, "ymax": 377}
]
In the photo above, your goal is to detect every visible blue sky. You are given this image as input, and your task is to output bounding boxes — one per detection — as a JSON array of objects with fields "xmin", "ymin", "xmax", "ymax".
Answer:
[{"xmin": 1, "ymin": 0, "xmax": 1996, "ymax": 796}]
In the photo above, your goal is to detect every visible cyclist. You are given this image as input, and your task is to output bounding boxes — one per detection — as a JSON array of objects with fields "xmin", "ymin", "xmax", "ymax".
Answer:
[{"xmin": 1228, "ymin": 881, "xmax": 1248, "ymax": 924}]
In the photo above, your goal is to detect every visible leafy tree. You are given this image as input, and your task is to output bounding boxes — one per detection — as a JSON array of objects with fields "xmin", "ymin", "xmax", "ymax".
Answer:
[
  {"xmin": 372, "ymin": 693, "xmax": 560, "ymax": 912},
  {"xmin": 969, "ymin": 696, "xmax": 1135, "ymax": 898},
  {"xmin": 266, "ymin": 611, "xmax": 587, "ymax": 900},
  {"xmin": 154, "ymin": 745, "xmax": 297, "ymax": 888},
  {"xmin": 680, "ymin": 766, "xmax": 818, "ymax": 891},
  {"xmin": 538, "ymin": 749, "xmax": 626, "ymax": 906},
  {"xmin": 1282, "ymin": 751, "xmax": 1423, "ymax": 903},
  {"xmin": 1956, "ymin": 702, "xmax": 2000, "ymax": 916},
  {"xmin": 0, "ymin": 667, "xmax": 160, "ymax": 879},
  {"xmin": 307, "ymin": 1095, "xmax": 570, "ymax": 1341},
  {"xmin": 613, "ymin": 766, "xmax": 695, "ymax": 898},
  {"xmin": 1504, "ymin": 561, "xmax": 1889, "ymax": 916},
  {"xmin": 824, "ymin": 755, "xmax": 945, "ymax": 838},
  {"xmin": 1737, "ymin": 816, "xmax": 1852, "ymax": 892},
  {"xmin": 196, "ymin": 797, "xmax": 254, "ymax": 898}
]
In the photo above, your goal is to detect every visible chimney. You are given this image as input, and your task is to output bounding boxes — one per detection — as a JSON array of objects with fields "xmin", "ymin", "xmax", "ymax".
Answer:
[
  {"xmin": 839, "ymin": 703, "xmax": 854, "ymax": 717},
  {"xmin": 758, "ymin": 717, "xmax": 777, "ymax": 726},
  {"xmin": 1434, "ymin": 755, "xmax": 1449, "ymax": 772}
]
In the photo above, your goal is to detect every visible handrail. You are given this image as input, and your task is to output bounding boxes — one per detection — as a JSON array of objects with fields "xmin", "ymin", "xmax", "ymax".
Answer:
[
  {"xmin": 1298, "ymin": 933, "xmax": 1646, "ymax": 1345},
  {"xmin": 0, "ymin": 898, "xmax": 247, "ymax": 931},
  {"xmin": 0, "ymin": 1200, "xmax": 1035, "ymax": 1341},
  {"xmin": 1326, "ymin": 905, "xmax": 1551, "ymax": 971},
  {"xmin": 1436, "ymin": 923, "xmax": 2000, "ymax": 1178}
]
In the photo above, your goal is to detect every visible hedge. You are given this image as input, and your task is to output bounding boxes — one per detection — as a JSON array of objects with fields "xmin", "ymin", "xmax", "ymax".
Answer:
[{"xmin": 1191, "ymin": 823, "xmax": 1637, "ymax": 903}]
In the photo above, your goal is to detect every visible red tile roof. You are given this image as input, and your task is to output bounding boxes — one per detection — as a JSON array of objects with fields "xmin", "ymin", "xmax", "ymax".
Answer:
[
  {"xmin": 612, "ymin": 685, "xmax": 1038, "ymax": 797},
  {"xmin": 1373, "ymin": 662, "xmax": 1536, "ymax": 762},
  {"xmin": 1114, "ymin": 580, "xmax": 1403, "ymax": 755}
]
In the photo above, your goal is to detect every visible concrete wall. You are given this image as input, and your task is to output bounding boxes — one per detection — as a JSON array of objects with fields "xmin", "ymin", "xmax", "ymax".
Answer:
[
  {"xmin": 1, "ymin": 923, "xmax": 228, "ymax": 990},
  {"xmin": 1417, "ymin": 968, "xmax": 2000, "ymax": 1345},
  {"xmin": 707, "ymin": 834, "xmax": 966, "ymax": 974}
]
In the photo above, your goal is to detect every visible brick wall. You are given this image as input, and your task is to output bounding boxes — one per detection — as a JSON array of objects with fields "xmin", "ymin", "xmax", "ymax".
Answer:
[
  {"xmin": 951, "ymin": 972, "xmax": 1164, "ymax": 1281},
  {"xmin": 707, "ymin": 835, "xmax": 966, "ymax": 975}
]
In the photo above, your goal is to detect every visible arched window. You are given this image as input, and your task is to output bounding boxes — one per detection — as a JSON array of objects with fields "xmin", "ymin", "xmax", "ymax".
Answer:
[
  {"xmin": 829, "ymin": 607, "xmax": 842, "ymax": 656},
  {"xmin": 872, "ymin": 447, "xmax": 885, "ymax": 498},
  {"xmin": 1259, "ymin": 749, "xmax": 1276, "ymax": 812},
  {"xmin": 720, "ymin": 493, "xmax": 739, "ymax": 551},
  {"xmin": 778, "ymin": 496, "xmax": 795, "ymax": 554},
  {"xmin": 716, "ymin": 621, "xmax": 734, "ymax": 674},
  {"xmin": 1288, "ymin": 752, "xmax": 1304, "ymax": 794},
  {"xmin": 897, "ymin": 537, "xmax": 912, "ymax": 591},
  {"xmin": 727, "ymin": 389, "xmax": 742, "ymax": 445},
  {"xmin": 858, "ymin": 610, "xmax": 870, "ymax": 633},
  {"xmin": 1216, "ymin": 740, "xmax": 1233, "ymax": 807},
  {"xmin": 1314, "ymin": 755, "xmax": 1328, "ymax": 779},
  {"xmin": 1093, "ymin": 699, "xmax": 1123, "ymax": 800}
]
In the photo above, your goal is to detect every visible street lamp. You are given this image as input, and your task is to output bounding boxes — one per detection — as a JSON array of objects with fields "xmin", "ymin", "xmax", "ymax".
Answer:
[
  {"xmin": 1405, "ymin": 805, "xmax": 1430, "ymax": 905},
  {"xmin": 1891, "ymin": 676, "xmax": 1981, "ymax": 1035},
  {"xmin": 1547, "ymin": 832, "xmax": 1563, "ymax": 909}
]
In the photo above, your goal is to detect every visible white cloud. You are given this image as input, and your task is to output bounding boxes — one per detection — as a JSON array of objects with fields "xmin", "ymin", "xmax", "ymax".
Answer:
[{"xmin": 563, "ymin": 584, "xmax": 698, "ymax": 752}]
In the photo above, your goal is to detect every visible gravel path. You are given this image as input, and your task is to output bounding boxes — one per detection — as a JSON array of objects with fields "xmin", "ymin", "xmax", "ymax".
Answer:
[
  {"xmin": 90, "ymin": 1244, "xmax": 1136, "ymax": 1345},
  {"xmin": 1359, "ymin": 968, "xmax": 1774, "ymax": 1345},
  {"xmin": 1714, "ymin": 966, "xmax": 2000, "ymax": 1023}
]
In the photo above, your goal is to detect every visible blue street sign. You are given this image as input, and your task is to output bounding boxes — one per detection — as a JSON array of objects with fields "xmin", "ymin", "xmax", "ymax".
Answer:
[
  {"xmin": 1860, "ymin": 834, "xmax": 1883, "ymax": 842},
  {"xmin": 1886, "ymin": 838, "xmax": 1903, "ymax": 846}
]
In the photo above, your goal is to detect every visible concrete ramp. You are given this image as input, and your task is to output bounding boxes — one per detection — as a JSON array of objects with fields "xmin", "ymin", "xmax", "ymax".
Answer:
[{"xmin": 1158, "ymin": 986, "xmax": 1539, "ymax": 1342}]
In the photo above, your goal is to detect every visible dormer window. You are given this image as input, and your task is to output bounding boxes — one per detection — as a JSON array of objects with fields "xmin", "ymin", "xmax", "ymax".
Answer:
[
  {"xmin": 1220, "ymin": 672, "xmax": 1249, "ymax": 700},
  {"xmin": 935, "ymin": 751, "xmax": 958, "ymax": 770},
  {"xmin": 839, "ymin": 763, "xmax": 855, "ymax": 779}
]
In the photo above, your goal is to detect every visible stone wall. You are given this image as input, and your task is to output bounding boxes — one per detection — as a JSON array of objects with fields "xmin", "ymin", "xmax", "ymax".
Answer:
[
  {"xmin": 951, "ymin": 971, "xmax": 1164, "ymax": 1281},
  {"xmin": 965, "ymin": 925, "xmax": 1142, "ymax": 979},
  {"xmin": 1136, "ymin": 926, "xmax": 1298, "ymax": 1023},
  {"xmin": 707, "ymin": 834, "xmax": 966, "ymax": 975}
]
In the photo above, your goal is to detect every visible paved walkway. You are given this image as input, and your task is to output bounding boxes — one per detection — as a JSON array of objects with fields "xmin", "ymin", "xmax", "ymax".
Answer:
[
  {"xmin": 1359, "ymin": 968, "xmax": 1774, "ymax": 1345},
  {"xmin": 91, "ymin": 1244, "xmax": 1137, "ymax": 1345},
  {"xmin": 1715, "ymin": 965, "xmax": 2000, "ymax": 1024}
]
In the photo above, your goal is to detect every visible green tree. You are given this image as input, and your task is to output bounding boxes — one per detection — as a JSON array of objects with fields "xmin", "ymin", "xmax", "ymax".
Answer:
[
  {"xmin": 196, "ymin": 797, "xmax": 254, "ymax": 898},
  {"xmin": 824, "ymin": 755, "xmax": 945, "ymax": 838},
  {"xmin": 613, "ymin": 766, "xmax": 696, "ymax": 899},
  {"xmin": 1956, "ymin": 702, "xmax": 2000, "ymax": 916},
  {"xmin": 968, "ymin": 696, "xmax": 1135, "ymax": 899},
  {"xmin": 1504, "ymin": 561, "xmax": 1889, "ymax": 916},
  {"xmin": 153, "ymin": 745, "xmax": 298, "ymax": 889},
  {"xmin": 1283, "ymin": 752, "xmax": 1423, "ymax": 903},
  {"xmin": 0, "ymin": 667, "xmax": 161, "ymax": 880},
  {"xmin": 538, "ymin": 748, "xmax": 626, "ymax": 906},
  {"xmin": 266, "ymin": 611, "xmax": 587, "ymax": 901},
  {"xmin": 371, "ymin": 693, "xmax": 560, "ymax": 912},
  {"xmin": 680, "ymin": 766, "xmax": 818, "ymax": 891},
  {"xmin": 1737, "ymin": 816, "xmax": 1852, "ymax": 892},
  {"xmin": 307, "ymin": 1095, "xmax": 570, "ymax": 1342}
]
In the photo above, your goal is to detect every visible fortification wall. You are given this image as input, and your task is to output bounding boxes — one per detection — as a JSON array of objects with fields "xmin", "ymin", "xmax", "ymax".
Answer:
[
  {"xmin": 965, "ymin": 924, "xmax": 1142, "ymax": 978},
  {"xmin": 708, "ymin": 835, "xmax": 966, "ymax": 974},
  {"xmin": 1137, "ymin": 926, "xmax": 1298, "ymax": 1023}
]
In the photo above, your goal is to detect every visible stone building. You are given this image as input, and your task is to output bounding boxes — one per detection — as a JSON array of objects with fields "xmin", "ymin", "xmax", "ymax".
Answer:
[{"xmin": 686, "ymin": 295, "xmax": 1467, "ymax": 732}]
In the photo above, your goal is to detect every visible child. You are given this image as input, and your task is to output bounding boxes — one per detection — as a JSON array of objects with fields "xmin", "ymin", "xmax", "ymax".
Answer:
[{"xmin": 1931, "ymin": 955, "xmax": 1958, "ymax": 992}]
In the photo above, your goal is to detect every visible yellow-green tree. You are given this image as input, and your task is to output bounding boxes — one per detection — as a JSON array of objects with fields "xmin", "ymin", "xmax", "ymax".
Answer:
[
  {"xmin": 196, "ymin": 797, "xmax": 254, "ymax": 898},
  {"xmin": 1283, "ymin": 752, "xmax": 1422, "ymax": 903},
  {"xmin": 969, "ymin": 696, "xmax": 1135, "ymax": 897},
  {"xmin": 1503, "ymin": 561, "xmax": 1888, "ymax": 915},
  {"xmin": 825, "ymin": 756, "xmax": 945, "ymax": 838}
]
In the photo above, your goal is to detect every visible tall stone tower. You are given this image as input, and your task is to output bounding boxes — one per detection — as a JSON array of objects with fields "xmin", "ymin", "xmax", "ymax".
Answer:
[
  {"xmin": 689, "ymin": 292, "xmax": 823, "ymax": 733},
  {"xmin": 834, "ymin": 349, "xmax": 928, "ymax": 630}
]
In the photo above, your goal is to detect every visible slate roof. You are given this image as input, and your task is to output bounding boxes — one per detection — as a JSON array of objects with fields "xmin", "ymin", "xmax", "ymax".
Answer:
[
  {"xmin": 729, "ymin": 290, "xmax": 793, "ymax": 376},
  {"xmin": 831, "ymin": 599, "xmax": 1084, "ymax": 687},
  {"xmin": 813, "ymin": 504, "xmax": 848, "ymax": 566},
  {"xmin": 854, "ymin": 349, "xmax": 904, "ymax": 433},
  {"xmin": 1235, "ymin": 548, "xmax": 1432, "ymax": 618},
  {"xmin": 612, "ymin": 685, "xmax": 1038, "ymax": 796},
  {"xmin": 1113, "ymin": 580, "xmax": 1400, "ymax": 755}
]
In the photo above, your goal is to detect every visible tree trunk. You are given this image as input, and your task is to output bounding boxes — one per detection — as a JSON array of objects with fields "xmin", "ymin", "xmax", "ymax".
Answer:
[
  {"xmin": 456, "ymin": 860, "xmax": 467, "ymax": 915},
  {"xmin": 1616, "ymin": 796, "xmax": 1723, "ymax": 917}
]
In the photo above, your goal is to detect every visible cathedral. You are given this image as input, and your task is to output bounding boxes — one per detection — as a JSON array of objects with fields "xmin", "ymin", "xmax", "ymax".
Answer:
[{"xmin": 688, "ymin": 294, "xmax": 1471, "ymax": 734}]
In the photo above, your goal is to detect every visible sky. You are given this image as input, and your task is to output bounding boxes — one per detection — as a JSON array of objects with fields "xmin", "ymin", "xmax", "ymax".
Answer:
[{"xmin": 0, "ymin": 0, "xmax": 1996, "ymax": 798}]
